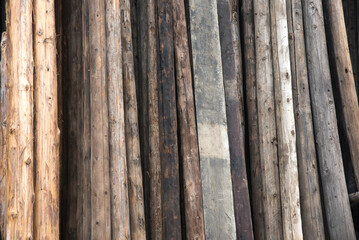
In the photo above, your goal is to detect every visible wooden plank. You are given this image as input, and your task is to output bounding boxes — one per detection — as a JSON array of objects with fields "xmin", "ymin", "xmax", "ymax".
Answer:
[
  {"xmin": 241, "ymin": 1, "xmax": 265, "ymax": 239},
  {"xmin": 106, "ymin": 0, "xmax": 130, "ymax": 239},
  {"xmin": 172, "ymin": 0, "xmax": 205, "ymax": 239},
  {"xmin": 120, "ymin": 0, "xmax": 147, "ymax": 239},
  {"xmin": 5, "ymin": 0, "xmax": 34, "ymax": 238},
  {"xmin": 188, "ymin": 1, "xmax": 236, "ymax": 238},
  {"xmin": 302, "ymin": 0, "xmax": 356, "ymax": 239},
  {"xmin": 253, "ymin": 0, "xmax": 282, "ymax": 238},
  {"xmin": 286, "ymin": 0, "xmax": 325, "ymax": 239},
  {"xmin": 217, "ymin": 1, "xmax": 254, "ymax": 239}
]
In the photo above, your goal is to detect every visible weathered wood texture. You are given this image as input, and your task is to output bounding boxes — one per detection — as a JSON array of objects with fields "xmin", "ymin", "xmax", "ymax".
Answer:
[
  {"xmin": 120, "ymin": 0, "xmax": 146, "ymax": 238},
  {"xmin": 269, "ymin": 0, "xmax": 302, "ymax": 238},
  {"xmin": 157, "ymin": 0, "xmax": 182, "ymax": 238},
  {"xmin": 302, "ymin": 0, "xmax": 356, "ymax": 239},
  {"xmin": 241, "ymin": 1, "xmax": 265, "ymax": 238},
  {"xmin": 5, "ymin": 0, "xmax": 34, "ymax": 238},
  {"xmin": 106, "ymin": 0, "xmax": 130, "ymax": 239},
  {"xmin": 253, "ymin": 0, "xmax": 282, "ymax": 238},
  {"xmin": 218, "ymin": 1, "xmax": 253, "ymax": 239},
  {"xmin": 189, "ymin": 1, "xmax": 236, "ymax": 239},
  {"xmin": 286, "ymin": 0, "xmax": 325, "ymax": 239},
  {"xmin": 172, "ymin": 0, "xmax": 205, "ymax": 239}
]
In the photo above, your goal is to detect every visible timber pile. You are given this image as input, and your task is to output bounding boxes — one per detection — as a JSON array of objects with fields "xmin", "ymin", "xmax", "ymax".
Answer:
[{"xmin": 0, "ymin": 0, "xmax": 359, "ymax": 239}]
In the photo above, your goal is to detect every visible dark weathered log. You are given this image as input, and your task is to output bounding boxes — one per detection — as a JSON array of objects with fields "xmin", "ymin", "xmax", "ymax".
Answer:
[
  {"xmin": 120, "ymin": 0, "xmax": 147, "ymax": 238},
  {"xmin": 218, "ymin": 1, "xmax": 253, "ymax": 239},
  {"xmin": 157, "ymin": 0, "xmax": 182, "ymax": 238},
  {"xmin": 189, "ymin": 0, "xmax": 236, "ymax": 238},
  {"xmin": 6, "ymin": 0, "xmax": 34, "ymax": 238},
  {"xmin": 172, "ymin": 0, "xmax": 205, "ymax": 239},
  {"xmin": 302, "ymin": 0, "xmax": 356, "ymax": 239},
  {"xmin": 253, "ymin": 0, "xmax": 282, "ymax": 238},
  {"xmin": 286, "ymin": 0, "xmax": 325, "ymax": 239},
  {"xmin": 241, "ymin": 1, "xmax": 265, "ymax": 239},
  {"xmin": 269, "ymin": 0, "xmax": 302, "ymax": 238}
]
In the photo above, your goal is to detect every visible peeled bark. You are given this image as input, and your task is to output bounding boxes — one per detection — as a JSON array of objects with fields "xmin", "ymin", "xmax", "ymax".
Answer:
[
  {"xmin": 302, "ymin": 0, "xmax": 356, "ymax": 238},
  {"xmin": 286, "ymin": 0, "xmax": 325, "ymax": 238},
  {"xmin": 172, "ymin": 0, "xmax": 205, "ymax": 238},
  {"xmin": 5, "ymin": 0, "xmax": 34, "ymax": 238}
]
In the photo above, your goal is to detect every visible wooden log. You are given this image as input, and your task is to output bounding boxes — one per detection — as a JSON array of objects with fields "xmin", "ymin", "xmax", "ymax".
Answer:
[
  {"xmin": 88, "ymin": 0, "xmax": 112, "ymax": 238},
  {"xmin": 286, "ymin": 0, "xmax": 325, "ymax": 238},
  {"xmin": 120, "ymin": 0, "xmax": 147, "ymax": 238},
  {"xmin": 241, "ymin": 1, "xmax": 265, "ymax": 239},
  {"xmin": 253, "ymin": 0, "xmax": 282, "ymax": 238},
  {"xmin": 172, "ymin": 0, "xmax": 205, "ymax": 239},
  {"xmin": 302, "ymin": 0, "xmax": 356, "ymax": 239},
  {"xmin": 188, "ymin": 0, "xmax": 236, "ymax": 238},
  {"xmin": 0, "ymin": 32, "xmax": 7, "ymax": 239},
  {"xmin": 269, "ymin": 0, "xmax": 303, "ymax": 238},
  {"xmin": 147, "ymin": 0, "xmax": 162, "ymax": 238},
  {"xmin": 105, "ymin": 0, "xmax": 130, "ymax": 239},
  {"xmin": 157, "ymin": 0, "xmax": 182, "ymax": 238},
  {"xmin": 217, "ymin": 1, "xmax": 254, "ymax": 239},
  {"xmin": 5, "ymin": 0, "xmax": 34, "ymax": 238}
]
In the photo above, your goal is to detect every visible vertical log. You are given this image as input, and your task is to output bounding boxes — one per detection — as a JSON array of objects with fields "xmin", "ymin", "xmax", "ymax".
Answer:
[
  {"xmin": 217, "ymin": 1, "xmax": 254, "ymax": 239},
  {"xmin": 241, "ymin": 1, "xmax": 265, "ymax": 238},
  {"xmin": 147, "ymin": 0, "xmax": 162, "ymax": 238},
  {"xmin": 253, "ymin": 0, "xmax": 282, "ymax": 238},
  {"xmin": 302, "ymin": 0, "xmax": 356, "ymax": 238},
  {"xmin": 172, "ymin": 0, "xmax": 205, "ymax": 238},
  {"xmin": 106, "ymin": 0, "xmax": 130, "ymax": 239},
  {"xmin": 88, "ymin": 0, "xmax": 112, "ymax": 238},
  {"xmin": 286, "ymin": 0, "xmax": 325, "ymax": 238},
  {"xmin": 188, "ymin": 0, "xmax": 236, "ymax": 238},
  {"xmin": 120, "ymin": 0, "xmax": 147, "ymax": 238},
  {"xmin": 269, "ymin": 0, "xmax": 303, "ymax": 238},
  {"xmin": 5, "ymin": 0, "xmax": 34, "ymax": 238}
]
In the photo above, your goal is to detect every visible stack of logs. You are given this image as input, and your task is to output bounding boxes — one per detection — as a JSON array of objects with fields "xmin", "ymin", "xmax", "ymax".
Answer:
[{"xmin": 0, "ymin": 0, "xmax": 359, "ymax": 239}]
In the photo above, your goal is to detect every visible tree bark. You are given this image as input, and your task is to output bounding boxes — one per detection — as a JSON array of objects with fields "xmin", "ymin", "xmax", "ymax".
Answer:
[
  {"xmin": 189, "ymin": 0, "xmax": 236, "ymax": 238},
  {"xmin": 286, "ymin": 0, "xmax": 325, "ymax": 239},
  {"xmin": 302, "ymin": 0, "xmax": 356, "ymax": 239},
  {"xmin": 253, "ymin": 0, "xmax": 282, "ymax": 238},
  {"xmin": 120, "ymin": 0, "xmax": 147, "ymax": 238},
  {"xmin": 172, "ymin": 0, "xmax": 205, "ymax": 239},
  {"xmin": 5, "ymin": 0, "xmax": 34, "ymax": 238}
]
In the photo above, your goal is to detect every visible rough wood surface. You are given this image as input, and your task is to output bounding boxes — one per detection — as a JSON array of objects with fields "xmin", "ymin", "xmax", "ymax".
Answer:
[
  {"xmin": 286, "ymin": 0, "xmax": 325, "ymax": 239},
  {"xmin": 5, "ymin": 0, "xmax": 35, "ymax": 238},
  {"xmin": 269, "ymin": 0, "xmax": 302, "ymax": 238},
  {"xmin": 120, "ymin": 0, "xmax": 147, "ymax": 238},
  {"xmin": 302, "ymin": 0, "xmax": 356, "ymax": 239},
  {"xmin": 172, "ymin": 0, "xmax": 205, "ymax": 239},
  {"xmin": 218, "ymin": 1, "xmax": 254, "ymax": 239},
  {"xmin": 253, "ymin": 0, "xmax": 282, "ymax": 238},
  {"xmin": 189, "ymin": 1, "xmax": 236, "ymax": 238},
  {"xmin": 241, "ymin": 1, "xmax": 265, "ymax": 238}
]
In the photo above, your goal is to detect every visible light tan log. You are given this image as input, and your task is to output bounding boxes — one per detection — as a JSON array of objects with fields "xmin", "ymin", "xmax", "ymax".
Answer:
[{"xmin": 5, "ymin": 0, "xmax": 34, "ymax": 239}]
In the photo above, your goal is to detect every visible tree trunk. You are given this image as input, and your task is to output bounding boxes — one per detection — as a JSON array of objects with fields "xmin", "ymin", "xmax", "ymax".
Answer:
[
  {"xmin": 188, "ymin": 0, "xmax": 236, "ymax": 238},
  {"xmin": 5, "ymin": 0, "xmax": 34, "ymax": 238},
  {"xmin": 286, "ymin": 0, "xmax": 325, "ymax": 239},
  {"xmin": 302, "ymin": 0, "xmax": 356, "ymax": 239},
  {"xmin": 253, "ymin": 0, "xmax": 282, "ymax": 238}
]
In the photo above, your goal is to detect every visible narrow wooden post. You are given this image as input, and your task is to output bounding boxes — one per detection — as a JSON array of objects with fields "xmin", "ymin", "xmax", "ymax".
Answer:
[
  {"xmin": 5, "ymin": 0, "xmax": 34, "ymax": 238},
  {"xmin": 217, "ymin": 1, "xmax": 254, "ymax": 239},
  {"xmin": 302, "ymin": 0, "xmax": 356, "ymax": 238},
  {"xmin": 120, "ymin": 0, "xmax": 147, "ymax": 238},
  {"xmin": 172, "ymin": 0, "xmax": 205, "ymax": 238},
  {"xmin": 34, "ymin": 0, "xmax": 60, "ymax": 238},
  {"xmin": 189, "ymin": 0, "xmax": 236, "ymax": 238},
  {"xmin": 253, "ymin": 0, "xmax": 282, "ymax": 238},
  {"xmin": 286, "ymin": 0, "xmax": 325, "ymax": 238},
  {"xmin": 241, "ymin": 1, "xmax": 265, "ymax": 238}
]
